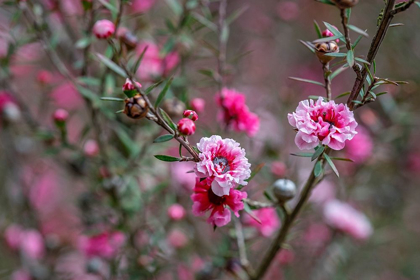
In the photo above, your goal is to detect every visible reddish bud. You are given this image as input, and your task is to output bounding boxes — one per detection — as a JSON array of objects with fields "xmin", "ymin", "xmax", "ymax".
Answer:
[
  {"xmin": 190, "ymin": 98, "xmax": 205, "ymax": 113},
  {"xmin": 183, "ymin": 110, "xmax": 198, "ymax": 121},
  {"xmin": 177, "ymin": 118, "xmax": 195, "ymax": 136},
  {"xmin": 84, "ymin": 139, "xmax": 99, "ymax": 157},
  {"xmin": 167, "ymin": 204, "xmax": 186, "ymax": 221},
  {"xmin": 37, "ymin": 70, "xmax": 53, "ymax": 85},
  {"xmin": 53, "ymin": 109, "xmax": 68, "ymax": 123},
  {"xmin": 93, "ymin": 20, "xmax": 115, "ymax": 39},
  {"xmin": 122, "ymin": 78, "xmax": 142, "ymax": 91},
  {"xmin": 271, "ymin": 161, "xmax": 287, "ymax": 177}
]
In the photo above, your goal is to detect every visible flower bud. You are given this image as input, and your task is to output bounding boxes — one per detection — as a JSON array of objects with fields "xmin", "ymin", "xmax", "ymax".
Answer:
[
  {"xmin": 53, "ymin": 108, "xmax": 68, "ymax": 123},
  {"xmin": 167, "ymin": 204, "xmax": 186, "ymax": 221},
  {"xmin": 37, "ymin": 70, "xmax": 53, "ymax": 85},
  {"xmin": 331, "ymin": 0, "xmax": 359, "ymax": 8},
  {"xmin": 84, "ymin": 139, "xmax": 99, "ymax": 157},
  {"xmin": 183, "ymin": 110, "xmax": 198, "ymax": 121},
  {"xmin": 162, "ymin": 98, "xmax": 185, "ymax": 118},
  {"xmin": 190, "ymin": 98, "xmax": 205, "ymax": 113},
  {"xmin": 93, "ymin": 20, "xmax": 115, "ymax": 39},
  {"xmin": 123, "ymin": 94, "xmax": 149, "ymax": 119},
  {"xmin": 322, "ymin": 28, "xmax": 339, "ymax": 43},
  {"xmin": 272, "ymin": 179, "xmax": 297, "ymax": 203},
  {"xmin": 315, "ymin": 41, "xmax": 339, "ymax": 64},
  {"xmin": 177, "ymin": 118, "xmax": 196, "ymax": 136},
  {"xmin": 122, "ymin": 78, "xmax": 142, "ymax": 91}
]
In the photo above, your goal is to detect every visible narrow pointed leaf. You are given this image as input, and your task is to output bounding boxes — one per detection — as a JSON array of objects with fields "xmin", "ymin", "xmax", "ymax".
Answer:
[
  {"xmin": 153, "ymin": 134, "xmax": 174, "ymax": 143},
  {"xmin": 352, "ymin": 35, "xmax": 363, "ymax": 49},
  {"xmin": 330, "ymin": 157, "xmax": 354, "ymax": 162},
  {"xmin": 346, "ymin": 50, "xmax": 354, "ymax": 67},
  {"xmin": 323, "ymin": 52, "xmax": 347, "ymax": 57},
  {"xmin": 289, "ymin": 77, "xmax": 324, "ymax": 87},
  {"xmin": 145, "ymin": 80, "xmax": 164, "ymax": 95},
  {"xmin": 314, "ymin": 161, "xmax": 323, "ymax": 177},
  {"xmin": 311, "ymin": 145, "xmax": 325, "ymax": 161},
  {"xmin": 314, "ymin": 20, "xmax": 322, "ymax": 38},
  {"xmin": 101, "ymin": 97, "xmax": 124, "ymax": 102},
  {"xmin": 335, "ymin": 91, "xmax": 351, "ymax": 99},
  {"xmin": 290, "ymin": 153, "xmax": 313, "ymax": 158},
  {"xmin": 133, "ymin": 45, "xmax": 148, "ymax": 75},
  {"xmin": 347, "ymin": 24, "xmax": 368, "ymax": 37},
  {"xmin": 244, "ymin": 203, "xmax": 262, "ymax": 224},
  {"xmin": 155, "ymin": 77, "xmax": 173, "ymax": 108},
  {"xmin": 323, "ymin": 22, "xmax": 345, "ymax": 43},
  {"xmin": 159, "ymin": 108, "xmax": 177, "ymax": 132},
  {"xmin": 313, "ymin": 35, "xmax": 342, "ymax": 43},
  {"xmin": 96, "ymin": 53, "xmax": 127, "ymax": 78},
  {"xmin": 154, "ymin": 155, "xmax": 180, "ymax": 162},
  {"xmin": 300, "ymin": 40, "xmax": 316, "ymax": 53},
  {"xmin": 324, "ymin": 153, "xmax": 339, "ymax": 177}
]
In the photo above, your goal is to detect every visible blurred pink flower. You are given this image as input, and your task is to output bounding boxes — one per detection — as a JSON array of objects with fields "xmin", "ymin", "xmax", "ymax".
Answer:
[
  {"xmin": 288, "ymin": 98, "xmax": 358, "ymax": 150},
  {"xmin": 51, "ymin": 82, "xmax": 84, "ymax": 110},
  {"xmin": 324, "ymin": 200, "xmax": 373, "ymax": 240},
  {"xmin": 84, "ymin": 139, "xmax": 99, "ymax": 157},
  {"xmin": 216, "ymin": 88, "xmax": 260, "ymax": 137},
  {"xmin": 10, "ymin": 269, "xmax": 31, "ymax": 280},
  {"xmin": 130, "ymin": 0, "xmax": 156, "ymax": 13},
  {"xmin": 271, "ymin": 161, "xmax": 287, "ymax": 178},
  {"xmin": 11, "ymin": 43, "xmax": 42, "ymax": 77},
  {"xmin": 53, "ymin": 108, "xmax": 69, "ymax": 122},
  {"xmin": 0, "ymin": 91, "xmax": 16, "ymax": 112},
  {"xmin": 277, "ymin": 249, "xmax": 295, "ymax": 265},
  {"xmin": 190, "ymin": 98, "xmax": 205, "ymax": 113},
  {"xmin": 4, "ymin": 224, "xmax": 23, "ymax": 250},
  {"xmin": 304, "ymin": 223, "xmax": 332, "ymax": 245},
  {"xmin": 309, "ymin": 180, "xmax": 336, "ymax": 205},
  {"xmin": 345, "ymin": 126, "xmax": 373, "ymax": 164},
  {"xmin": 20, "ymin": 230, "xmax": 45, "ymax": 260},
  {"xmin": 177, "ymin": 264, "xmax": 194, "ymax": 280},
  {"xmin": 167, "ymin": 204, "xmax": 186, "ymax": 220},
  {"xmin": 407, "ymin": 152, "xmax": 420, "ymax": 173},
  {"xmin": 191, "ymin": 177, "xmax": 247, "ymax": 227},
  {"xmin": 170, "ymin": 162, "xmax": 196, "ymax": 190},
  {"xmin": 244, "ymin": 208, "xmax": 280, "ymax": 237},
  {"xmin": 93, "ymin": 20, "xmax": 115, "ymax": 39},
  {"xmin": 167, "ymin": 229, "xmax": 188, "ymax": 249},
  {"xmin": 276, "ymin": 1, "xmax": 299, "ymax": 21},
  {"xmin": 79, "ymin": 231, "xmax": 125, "ymax": 259},
  {"xmin": 37, "ymin": 70, "xmax": 53, "ymax": 85},
  {"xmin": 194, "ymin": 135, "xmax": 251, "ymax": 196}
]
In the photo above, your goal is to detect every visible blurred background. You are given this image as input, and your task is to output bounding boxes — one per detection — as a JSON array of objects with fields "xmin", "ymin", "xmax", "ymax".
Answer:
[{"xmin": 0, "ymin": 0, "xmax": 419, "ymax": 279}]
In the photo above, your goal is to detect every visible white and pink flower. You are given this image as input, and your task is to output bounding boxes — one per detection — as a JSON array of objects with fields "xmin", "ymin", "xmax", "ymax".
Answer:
[
  {"xmin": 323, "ymin": 200, "xmax": 373, "ymax": 240},
  {"xmin": 191, "ymin": 177, "xmax": 247, "ymax": 227},
  {"xmin": 288, "ymin": 98, "xmax": 358, "ymax": 150},
  {"xmin": 194, "ymin": 135, "xmax": 251, "ymax": 196}
]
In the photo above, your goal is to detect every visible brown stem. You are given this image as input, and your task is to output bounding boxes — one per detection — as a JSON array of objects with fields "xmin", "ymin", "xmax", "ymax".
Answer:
[
  {"xmin": 322, "ymin": 63, "xmax": 332, "ymax": 100},
  {"xmin": 340, "ymin": 9, "xmax": 361, "ymax": 76}
]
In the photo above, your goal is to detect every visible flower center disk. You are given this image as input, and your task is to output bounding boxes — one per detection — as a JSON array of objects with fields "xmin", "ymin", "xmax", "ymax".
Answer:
[{"xmin": 213, "ymin": 156, "xmax": 230, "ymax": 174}]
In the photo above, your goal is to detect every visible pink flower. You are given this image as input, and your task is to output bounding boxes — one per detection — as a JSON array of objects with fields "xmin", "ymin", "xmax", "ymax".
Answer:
[
  {"xmin": 322, "ymin": 26, "xmax": 340, "ymax": 43},
  {"xmin": 323, "ymin": 200, "xmax": 373, "ymax": 240},
  {"xmin": 53, "ymin": 108, "xmax": 69, "ymax": 122},
  {"xmin": 345, "ymin": 126, "xmax": 373, "ymax": 164},
  {"xmin": 190, "ymin": 98, "xmax": 205, "ymax": 113},
  {"xmin": 191, "ymin": 178, "xmax": 247, "ymax": 227},
  {"xmin": 194, "ymin": 135, "xmax": 251, "ymax": 196},
  {"xmin": 288, "ymin": 98, "xmax": 358, "ymax": 150},
  {"xmin": 0, "ymin": 91, "xmax": 16, "ymax": 112},
  {"xmin": 79, "ymin": 231, "xmax": 125, "ymax": 259},
  {"xmin": 216, "ymin": 88, "xmax": 260, "ymax": 137},
  {"xmin": 277, "ymin": 249, "xmax": 295, "ymax": 265},
  {"xmin": 304, "ymin": 223, "xmax": 332, "ymax": 245},
  {"xmin": 37, "ymin": 70, "xmax": 53, "ymax": 85},
  {"xmin": 122, "ymin": 78, "xmax": 142, "ymax": 91},
  {"xmin": 93, "ymin": 20, "xmax": 115, "ymax": 39},
  {"xmin": 244, "ymin": 208, "xmax": 280, "ymax": 237},
  {"xmin": 130, "ymin": 0, "xmax": 156, "ymax": 13},
  {"xmin": 4, "ymin": 224, "xmax": 23, "ymax": 250},
  {"xmin": 271, "ymin": 161, "xmax": 287, "ymax": 177},
  {"xmin": 171, "ymin": 162, "xmax": 196, "ymax": 191},
  {"xmin": 167, "ymin": 229, "xmax": 188, "ymax": 248},
  {"xmin": 309, "ymin": 180, "xmax": 336, "ymax": 205},
  {"xmin": 167, "ymin": 204, "xmax": 186, "ymax": 220},
  {"xmin": 84, "ymin": 139, "xmax": 99, "ymax": 157},
  {"xmin": 177, "ymin": 118, "xmax": 196, "ymax": 136},
  {"xmin": 183, "ymin": 110, "xmax": 198, "ymax": 121},
  {"xmin": 20, "ymin": 230, "xmax": 45, "ymax": 260},
  {"xmin": 276, "ymin": 1, "xmax": 299, "ymax": 21}
]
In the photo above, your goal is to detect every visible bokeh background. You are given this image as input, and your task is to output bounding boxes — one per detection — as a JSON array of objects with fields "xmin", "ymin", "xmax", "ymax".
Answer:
[{"xmin": 0, "ymin": 0, "xmax": 419, "ymax": 279}]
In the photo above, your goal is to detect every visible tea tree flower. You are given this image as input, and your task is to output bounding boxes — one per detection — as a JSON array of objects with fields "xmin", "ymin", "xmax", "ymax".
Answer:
[
  {"xmin": 93, "ymin": 20, "xmax": 115, "ymax": 39},
  {"xmin": 288, "ymin": 98, "xmax": 357, "ymax": 150},
  {"xmin": 194, "ymin": 135, "xmax": 251, "ymax": 196},
  {"xmin": 191, "ymin": 178, "xmax": 247, "ymax": 227}
]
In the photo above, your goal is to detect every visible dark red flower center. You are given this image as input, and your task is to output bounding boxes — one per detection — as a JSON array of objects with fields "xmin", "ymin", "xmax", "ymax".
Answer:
[
  {"xmin": 213, "ymin": 156, "xmax": 230, "ymax": 174},
  {"xmin": 208, "ymin": 188, "xmax": 226, "ymax": 205}
]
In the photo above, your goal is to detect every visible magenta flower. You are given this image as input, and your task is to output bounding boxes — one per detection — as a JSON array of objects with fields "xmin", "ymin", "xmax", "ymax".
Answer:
[
  {"xmin": 191, "ymin": 178, "xmax": 247, "ymax": 227},
  {"xmin": 323, "ymin": 200, "xmax": 373, "ymax": 240},
  {"xmin": 194, "ymin": 135, "xmax": 251, "ymax": 196},
  {"xmin": 79, "ymin": 231, "xmax": 125, "ymax": 259},
  {"xmin": 216, "ymin": 88, "xmax": 260, "ymax": 137},
  {"xmin": 345, "ymin": 126, "xmax": 373, "ymax": 163},
  {"xmin": 244, "ymin": 208, "xmax": 280, "ymax": 237},
  {"xmin": 288, "ymin": 98, "xmax": 357, "ymax": 150}
]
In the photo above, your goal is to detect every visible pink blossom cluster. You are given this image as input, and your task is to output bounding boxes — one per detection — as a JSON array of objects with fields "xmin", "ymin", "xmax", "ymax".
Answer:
[
  {"xmin": 4, "ymin": 224, "xmax": 45, "ymax": 260},
  {"xmin": 244, "ymin": 207, "xmax": 280, "ymax": 237},
  {"xmin": 323, "ymin": 200, "xmax": 373, "ymax": 240},
  {"xmin": 288, "ymin": 98, "xmax": 358, "ymax": 150},
  {"xmin": 191, "ymin": 135, "xmax": 251, "ymax": 227},
  {"xmin": 79, "ymin": 231, "xmax": 126, "ymax": 259},
  {"xmin": 216, "ymin": 88, "xmax": 260, "ymax": 137}
]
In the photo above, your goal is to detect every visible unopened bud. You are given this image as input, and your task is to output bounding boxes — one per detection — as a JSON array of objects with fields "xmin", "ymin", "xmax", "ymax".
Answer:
[
  {"xmin": 315, "ymin": 41, "xmax": 339, "ymax": 64},
  {"xmin": 123, "ymin": 94, "xmax": 149, "ymax": 119},
  {"xmin": 322, "ymin": 28, "xmax": 339, "ymax": 43},
  {"xmin": 162, "ymin": 98, "xmax": 185, "ymax": 118},
  {"xmin": 167, "ymin": 204, "xmax": 186, "ymax": 220},
  {"xmin": 183, "ymin": 110, "xmax": 198, "ymax": 121},
  {"xmin": 53, "ymin": 108, "xmax": 68, "ymax": 123},
  {"xmin": 331, "ymin": 0, "xmax": 359, "ymax": 8},
  {"xmin": 84, "ymin": 139, "xmax": 99, "ymax": 157},
  {"xmin": 122, "ymin": 78, "xmax": 142, "ymax": 91},
  {"xmin": 37, "ymin": 70, "xmax": 53, "ymax": 85},
  {"xmin": 177, "ymin": 118, "xmax": 196, "ymax": 136},
  {"xmin": 93, "ymin": 20, "xmax": 115, "ymax": 39},
  {"xmin": 273, "ymin": 179, "xmax": 297, "ymax": 203}
]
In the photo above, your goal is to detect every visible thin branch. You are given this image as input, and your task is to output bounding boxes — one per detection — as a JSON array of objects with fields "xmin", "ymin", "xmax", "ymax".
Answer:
[
  {"xmin": 322, "ymin": 63, "xmax": 332, "ymax": 100},
  {"xmin": 243, "ymin": 199, "xmax": 275, "ymax": 209},
  {"xmin": 392, "ymin": 0, "xmax": 415, "ymax": 14},
  {"xmin": 339, "ymin": 8, "xmax": 361, "ymax": 76},
  {"xmin": 234, "ymin": 218, "xmax": 253, "ymax": 276}
]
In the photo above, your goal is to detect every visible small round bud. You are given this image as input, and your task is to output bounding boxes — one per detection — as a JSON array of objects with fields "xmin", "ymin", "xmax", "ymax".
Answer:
[
  {"xmin": 93, "ymin": 20, "xmax": 115, "ymax": 39},
  {"xmin": 272, "ymin": 179, "xmax": 297, "ymax": 203},
  {"xmin": 177, "ymin": 118, "xmax": 196, "ymax": 136},
  {"xmin": 162, "ymin": 98, "xmax": 185, "ymax": 118},
  {"xmin": 53, "ymin": 108, "xmax": 68, "ymax": 123},
  {"xmin": 190, "ymin": 98, "xmax": 205, "ymax": 113},
  {"xmin": 167, "ymin": 204, "xmax": 186, "ymax": 221},
  {"xmin": 84, "ymin": 139, "xmax": 99, "ymax": 157},
  {"xmin": 123, "ymin": 94, "xmax": 149, "ymax": 119},
  {"xmin": 322, "ymin": 28, "xmax": 339, "ymax": 43},
  {"xmin": 183, "ymin": 110, "xmax": 198, "ymax": 121},
  {"xmin": 331, "ymin": 0, "xmax": 359, "ymax": 8},
  {"xmin": 122, "ymin": 78, "xmax": 142, "ymax": 91},
  {"xmin": 37, "ymin": 70, "xmax": 53, "ymax": 85},
  {"xmin": 315, "ymin": 41, "xmax": 339, "ymax": 64}
]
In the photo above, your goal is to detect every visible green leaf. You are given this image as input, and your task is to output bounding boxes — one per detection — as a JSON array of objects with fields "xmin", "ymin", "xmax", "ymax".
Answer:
[
  {"xmin": 75, "ymin": 37, "xmax": 92, "ymax": 49},
  {"xmin": 132, "ymin": 45, "xmax": 148, "ymax": 75},
  {"xmin": 198, "ymin": 69, "xmax": 215, "ymax": 78},
  {"xmin": 123, "ymin": 90, "xmax": 138, "ymax": 98},
  {"xmin": 154, "ymin": 155, "xmax": 180, "ymax": 162},
  {"xmin": 324, "ymin": 153, "xmax": 339, "ymax": 177},
  {"xmin": 323, "ymin": 52, "xmax": 347, "ymax": 57},
  {"xmin": 347, "ymin": 24, "xmax": 368, "ymax": 37},
  {"xmin": 192, "ymin": 12, "xmax": 217, "ymax": 31},
  {"xmin": 313, "ymin": 35, "xmax": 342, "ymax": 43},
  {"xmin": 179, "ymin": 143, "xmax": 183, "ymax": 157},
  {"xmin": 166, "ymin": 0, "xmax": 183, "ymax": 16},
  {"xmin": 308, "ymin": 95, "xmax": 323, "ymax": 100},
  {"xmin": 159, "ymin": 108, "xmax": 177, "ymax": 132},
  {"xmin": 335, "ymin": 91, "xmax": 351, "ymax": 99},
  {"xmin": 220, "ymin": 24, "xmax": 229, "ymax": 43},
  {"xmin": 352, "ymin": 35, "xmax": 363, "ymax": 49},
  {"xmin": 330, "ymin": 66, "xmax": 348, "ymax": 80},
  {"xmin": 290, "ymin": 153, "xmax": 313, "ymax": 158},
  {"xmin": 311, "ymin": 145, "xmax": 325, "ymax": 161},
  {"xmin": 145, "ymin": 80, "xmax": 164, "ymax": 95},
  {"xmin": 376, "ymin": 91, "xmax": 388, "ymax": 96},
  {"xmin": 77, "ymin": 86, "xmax": 100, "ymax": 106},
  {"xmin": 289, "ymin": 77, "xmax": 324, "ymax": 87},
  {"xmin": 369, "ymin": 91, "xmax": 377, "ymax": 98},
  {"xmin": 345, "ymin": 8, "xmax": 351, "ymax": 20},
  {"xmin": 415, "ymin": 2, "xmax": 420, "ymax": 8},
  {"xmin": 98, "ymin": 0, "xmax": 118, "ymax": 13},
  {"xmin": 155, "ymin": 77, "xmax": 173, "ymax": 108},
  {"xmin": 323, "ymin": 22, "xmax": 345, "ymax": 43},
  {"xmin": 243, "ymin": 203, "xmax": 262, "ymax": 224},
  {"xmin": 355, "ymin": 57, "xmax": 370, "ymax": 65},
  {"xmin": 227, "ymin": 6, "xmax": 248, "ymax": 25},
  {"xmin": 101, "ymin": 97, "xmax": 124, "ymax": 102},
  {"xmin": 153, "ymin": 134, "xmax": 174, "ymax": 143},
  {"xmin": 330, "ymin": 157, "xmax": 354, "ymax": 162},
  {"xmin": 314, "ymin": 20, "xmax": 322, "ymax": 39},
  {"xmin": 316, "ymin": 0, "xmax": 335, "ymax": 5},
  {"xmin": 314, "ymin": 161, "xmax": 323, "ymax": 177},
  {"xmin": 96, "ymin": 53, "xmax": 127, "ymax": 78},
  {"xmin": 115, "ymin": 109, "xmax": 124, "ymax": 113},
  {"xmin": 78, "ymin": 77, "xmax": 101, "ymax": 86},
  {"xmin": 364, "ymin": 64, "xmax": 374, "ymax": 84},
  {"xmin": 346, "ymin": 50, "xmax": 354, "ymax": 67},
  {"xmin": 390, "ymin": 23, "xmax": 404, "ymax": 27},
  {"xmin": 300, "ymin": 40, "xmax": 316, "ymax": 53}
]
